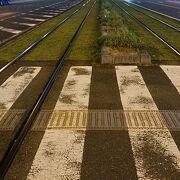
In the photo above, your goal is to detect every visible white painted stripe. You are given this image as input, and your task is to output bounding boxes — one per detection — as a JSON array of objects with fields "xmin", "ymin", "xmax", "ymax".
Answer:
[
  {"xmin": 27, "ymin": 130, "xmax": 85, "ymax": 179},
  {"xmin": 28, "ymin": 14, "xmax": 53, "ymax": 18},
  {"xmin": 0, "ymin": 67, "xmax": 41, "ymax": 109},
  {"xmin": 115, "ymin": 66, "xmax": 157, "ymax": 110},
  {"xmin": 54, "ymin": 66, "xmax": 92, "ymax": 110},
  {"xmin": 12, "ymin": 22, "xmax": 36, "ymax": 27},
  {"xmin": 42, "ymin": 12, "xmax": 58, "ymax": 15},
  {"xmin": 0, "ymin": 26, "xmax": 22, "ymax": 34},
  {"xmin": 161, "ymin": 66, "xmax": 180, "ymax": 93},
  {"xmin": 21, "ymin": 17, "xmax": 45, "ymax": 22},
  {"xmin": 129, "ymin": 129, "xmax": 180, "ymax": 179},
  {"xmin": 116, "ymin": 66, "xmax": 180, "ymax": 178}
]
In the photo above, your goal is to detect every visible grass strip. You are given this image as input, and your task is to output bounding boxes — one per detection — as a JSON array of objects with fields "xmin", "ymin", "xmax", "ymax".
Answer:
[
  {"xmin": 99, "ymin": 0, "xmax": 145, "ymax": 49},
  {"xmin": 21, "ymin": 0, "xmax": 95, "ymax": 61},
  {"xmin": 67, "ymin": 0, "xmax": 100, "ymax": 62}
]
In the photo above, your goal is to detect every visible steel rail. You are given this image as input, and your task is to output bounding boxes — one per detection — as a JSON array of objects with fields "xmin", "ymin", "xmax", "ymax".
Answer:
[
  {"xmin": 0, "ymin": 0, "xmax": 87, "ymax": 74},
  {"xmin": 121, "ymin": 1, "xmax": 180, "ymax": 32},
  {"xmin": 0, "ymin": 0, "xmax": 96, "ymax": 178},
  {"xmin": 112, "ymin": 1, "xmax": 180, "ymax": 56}
]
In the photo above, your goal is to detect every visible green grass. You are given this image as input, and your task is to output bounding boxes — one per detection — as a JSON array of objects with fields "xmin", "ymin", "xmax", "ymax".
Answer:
[
  {"xmin": 67, "ymin": 0, "xmax": 100, "ymax": 62},
  {"xmin": 119, "ymin": 1, "xmax": 180, "ymax": 51},
  {"xmin": 99, "ymin": 0, "xmax": 145, "ymax": 49},
  {"xmin": 22, "ymin": 3, "xmax": 93, "ymax": 61},
  {"xmin": 0, "ymin": 1, "xmax": 86, "ymax": 61},
  {"xmin": 125, "ymin": 1, "xmax": 180, "ymax": 30}
]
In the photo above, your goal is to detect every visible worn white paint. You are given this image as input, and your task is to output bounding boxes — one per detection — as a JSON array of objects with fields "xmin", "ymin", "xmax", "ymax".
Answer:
[
  {"xmin": 12, "ymin": 22, "xmax": 36, "ymax": 27},
  {"xmin": 0, "ymin": 26, "xmax": 22, "ymax": 34},
  {"xmin": 42, "ymin": 12, "xmax": 58, "ymax": 15},
  {"xmin": 129, "ymin": 130, "xmax": 180, "ymax": 179},
  {"xmin": 27, "ymin": 130, "xmax": 85, "ymax": 180},
  {"xmin": 161, "ymin": 66, "xmax": 180, "ymax": 93},
  {"xmin": 0, "ymin": 67, "xmax": 41, "ymax": 109},
  {"xmin": 116, "ymin": 66, "xmax": 180, "ymax": 179},
  {"xmin": 28, "ymin": 14, "xmax": 53, "ymax": 18},
  {"xmin": 21, "ymin": 17, "xmax": 45, "ymax": 21},
  {"xmin": 115, "ymin": 66, "xmax": 157, "ymax": 110},
  {"xmin": 55, "ymin": 66, "xmax": 92, "ymax": 110}
]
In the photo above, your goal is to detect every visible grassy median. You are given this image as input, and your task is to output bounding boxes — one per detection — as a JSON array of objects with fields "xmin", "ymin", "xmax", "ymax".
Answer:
[{"xmin": 67, "ymin": 0, "xmax": 100, "ymax": 62}]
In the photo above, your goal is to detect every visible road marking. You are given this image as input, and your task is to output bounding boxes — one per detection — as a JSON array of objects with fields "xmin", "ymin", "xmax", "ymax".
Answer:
[
  {"xmin": 32, "ymin": 110, "xmax": 180, "ymax": 131},
  {"xmin": 20, "ymin": 17, "xmax": 45, "ymax": 22},
  {"xmin": 0, "ymin": 67, "xmax": 41, "ymax": 110},
  {"xmin": 28, "ymin": 14, "xmax": 53, "ymax": 18},
  {"xmin": 27, "ymin": 130, "xmax": 85, "ymax": 179},
  {"xmin": 129, "ymin": 129, "xmax": 180, "ymax": 179},
  {"xmin": 1, "ymin": 110, "xmax": 180, "ymax": 131},
  {"xmin": 161, "ymin": 66, "xmax": 180, "ymax": 93},
  {"xmin": 0, "ymin": 26, "xmax": 22, "ymax": 34},
  {"xmin": 116, "ymin": 66, "xmax": 180, "ymax": 179},
  {"xmin": 54, "ymin": 66, "xmax": 92, "ymax": 110},
  {"xmin": 11, "ymin": 22, "xmax": 36, "ymax": 27},
  {"xmin": 0, "ymin": 109, "xmax": 25, "ymax": 131},
  {"xmin": 115, "ymin": 66, "xmax": 157, "ymax": 110},
  {"xmin": 42, "ymin": 11, "xmax": 59, "ymax": 15}
]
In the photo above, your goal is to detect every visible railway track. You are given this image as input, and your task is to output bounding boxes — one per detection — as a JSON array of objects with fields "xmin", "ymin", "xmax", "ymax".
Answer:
[
  {"xmin": 0, "ymin": 0, "xmax": 88, "ymax": 73},
  {"xmin": 0, "ymin": 0, "xmax": 81, "ymax": 45},
  {"xmin": 0, "ymin": 0, "xmax": 96, "ymax": 178},
  {"xmin": 122, "ymin": 1, "xmax": 180, "ymax": 32},
  {"xmin": 113, "ymin": 0, "xmax": 180, "ymax": 57}
]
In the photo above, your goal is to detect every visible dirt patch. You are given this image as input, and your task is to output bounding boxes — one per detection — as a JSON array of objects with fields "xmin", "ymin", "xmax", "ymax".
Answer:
[
  {"xmin": 59, "ymin": 94, "xmax": 76, "ymax": 104},
  {"xmin": 72, "ymin": 68, "xmax": 90, "ymax": 75},
  {"xmin": 12, "ymin": 67, "xmax": 36, "ymax": 78},
  {"xmin": 134, "ymin": 132, "xmax": 180, "ymax": 179},
  {"xmin": 131, "ymin": 96, "xmax": 154, "ymax": 105},
  {"xmin": 66, "ymin": 80, "xmax": 76, "ymax": 88},
  {"xmin": 0, "ymin": 102, "xmax": 6, "ymax": 109},
  {"xmin": 121, "ymin": 76, "xmax": 142, "ymax": 87}
]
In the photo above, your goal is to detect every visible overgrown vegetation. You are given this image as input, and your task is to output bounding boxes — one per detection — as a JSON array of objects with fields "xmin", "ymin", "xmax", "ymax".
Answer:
[{"xmin": 98, "ymin": 0, "xmax": 145, "ymax": 49}]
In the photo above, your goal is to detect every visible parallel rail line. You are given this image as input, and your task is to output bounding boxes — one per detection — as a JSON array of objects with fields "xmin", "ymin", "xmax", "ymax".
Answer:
[
  {"xmin": 122, "ymin": 1, "xmax": 180, "ymax": 32},
  {"xmin": 113, "ymin": 0, "xmax": 180, "ymax": 56},
  {"xmin": 0, "ymin": 0, "xmax": 82, "ymax": 46},
  {"xmin": 0, "ymin": 0, "xmax": 96, "ymax": 178},
  {"xmin": 0, "ymin": 0, "xmax": 86, "ymax": 73},
  {"xmin": 128, "ymin": 1, "xmax": 180, "ymax": 22}
]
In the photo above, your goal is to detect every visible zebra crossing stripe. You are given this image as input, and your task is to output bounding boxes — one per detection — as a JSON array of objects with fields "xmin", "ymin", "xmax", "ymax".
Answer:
[
  {"xmin": 11, "ymin": 22, "xmax": 36, "ymax": 27},
  {"xmin": 0, "ymin": 26, "xmax": 22, "ymax": 34},
  {"xmin": 54, "ymin": 66, "xmax": 92, "ymax": 110},
  {"xmin": 27, "ymin": 130, "xmax": 85, "ymax": 179},
  {"xmin": 116, "ymin": 66, "xmax": 180, "ymax": 179},
  {"xmin": 161, "ymin": 66, "xmax": 180, "ymax": 93},
  {"xmin": 0, "ymin": 67, "xmax": 41, "ymax": 110},
  {"xmin": 20, "ymin": 17, "xmax": 45, "ymax": 22},
  {"xmin": 27, "ymin": 66, "xmax": 92, "ymax": 179},
  {"xmin": 115, "ymin": 66, "xmax": 157, "ymax": 110}
]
